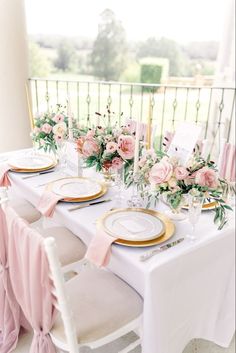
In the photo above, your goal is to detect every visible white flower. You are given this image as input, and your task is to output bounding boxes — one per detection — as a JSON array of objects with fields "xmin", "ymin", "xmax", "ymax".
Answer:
[{"xmin": 52, "ymin": 122, "xmax": 67, "ymax": 136}]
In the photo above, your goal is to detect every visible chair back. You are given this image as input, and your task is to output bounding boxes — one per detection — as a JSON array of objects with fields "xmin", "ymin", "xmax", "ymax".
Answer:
[
  {"xmin": 3, "ymin": 204, "xmax": 57, "ymax": 353},
  {"xmin": 44, "ymin": 237, "xmax": 78, "ymax": 353},
  {"xmin": 0, "ymin": 193, "xmax": 21, "ymax": 353}
]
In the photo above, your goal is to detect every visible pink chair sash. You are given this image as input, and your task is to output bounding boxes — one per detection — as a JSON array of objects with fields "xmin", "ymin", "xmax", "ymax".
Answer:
[
  {"xmin": 0, "ymin": 164, "xmax": 11, "ymax": 187},
  {"xmin": 85, "ymin": 229, "xmax": 117, "ymax": 267},
  {"xmin": 4, "ymin": 205, "xmax": 57, "ymax": 353},
  {"xmin": 0, "ymin": 206, "xmax": 20, "ymax": 353}
]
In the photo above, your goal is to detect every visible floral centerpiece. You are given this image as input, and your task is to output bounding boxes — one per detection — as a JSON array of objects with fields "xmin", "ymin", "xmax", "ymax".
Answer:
[
  {"xmin": 75, "ymin": 118, "xmax": 138, "ymax": 182},
  {"xmin": 31, "ymin": 104, "xmax": 71, "ymax": 154},
  {"xmin": 137, "ymin": 149, "xmax": 233, "ymax": 229}
]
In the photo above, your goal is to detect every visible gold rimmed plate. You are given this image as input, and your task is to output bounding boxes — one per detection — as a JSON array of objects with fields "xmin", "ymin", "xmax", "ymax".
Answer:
[
  {"xmin": 9, "ymin": 154, "xmax": 56, "ymax": 173},
  {"xmin": 98, "ymin": 208, "xmax": 175, "ymax": 247},
  {"xmin": 47, "ymin": 177, "xmax": 108, "ymax": 203}
]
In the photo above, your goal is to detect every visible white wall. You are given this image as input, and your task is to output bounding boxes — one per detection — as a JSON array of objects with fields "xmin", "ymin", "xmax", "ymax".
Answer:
[{"xmin": 0, "ymin": 0, "xmax": 32, "ymax": 153}]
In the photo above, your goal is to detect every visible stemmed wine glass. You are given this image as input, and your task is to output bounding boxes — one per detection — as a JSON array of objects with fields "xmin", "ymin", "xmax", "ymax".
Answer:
[{"xmin": 187, "ymin": 191, "xmax": 204, "ymax": 241}]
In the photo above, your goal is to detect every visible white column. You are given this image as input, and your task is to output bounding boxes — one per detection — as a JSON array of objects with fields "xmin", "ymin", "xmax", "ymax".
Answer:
[
  {"xmin": 0, "ymin": 0, "xmax": 31, "ymax": 153},
  {"xmin": 215, "ymin": 0, "xmax": 235, "ymax": 86}
]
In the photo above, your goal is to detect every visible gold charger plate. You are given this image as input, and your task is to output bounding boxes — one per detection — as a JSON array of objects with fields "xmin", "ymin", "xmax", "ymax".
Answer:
[
  {"xmin": 9, "ymin": 155, "xmax": 57, "ymax": 173},
  {"xmin": 47, "ymin": 177, "xmax": 108, "ymax": 203},
  {"xmin": 10, "ymin": 162, "xmax": 57, "ymax": 173},
  {"xmin": 97, "ymin": 208, "xmax": 175, "ymax": 247}
]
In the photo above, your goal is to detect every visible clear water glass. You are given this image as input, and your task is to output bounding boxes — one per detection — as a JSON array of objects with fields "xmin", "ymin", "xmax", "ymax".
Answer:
[
  {"xmin": 56, "ymin": 141, "xmax": 67, "ymax": 176},
  {"xmin": 187, "ymin": 194, "xmax": 204, "ymax": 241},
  {"xmin": 112, "ymin": 163, "xmax": 125, "ymax": 207}
]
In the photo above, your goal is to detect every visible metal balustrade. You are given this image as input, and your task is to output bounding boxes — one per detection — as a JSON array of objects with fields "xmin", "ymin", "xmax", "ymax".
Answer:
[{"xmin": 28, "ymin": 78, "xmax": 236, "ymax": 149}]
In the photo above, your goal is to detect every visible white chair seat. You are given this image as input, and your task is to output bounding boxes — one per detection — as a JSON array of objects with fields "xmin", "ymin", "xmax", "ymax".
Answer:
[
  {"xmin": 9, "ymin": 198, "xmax": 41, "ymax": 224},
  {"xmin": 51, "ymin": 267, "xmax": 143, "ymax": 344},
  {"xmin": 40, "ymin": 226, "xmax": 86, "ymax": 267}
]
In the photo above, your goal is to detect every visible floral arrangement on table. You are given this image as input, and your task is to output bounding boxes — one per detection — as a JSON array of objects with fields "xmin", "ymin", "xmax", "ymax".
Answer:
[
  {"xmin": 76, "ymin": 124, "xmax": 137, "ymax": 181},
  {"xmin": 75, "ymin": 111, "xmax": 141, "ymax": 182},
  {"xmin": 31, "ymin": 104, "xmax": 73, "ymax": 154},
  {"xmin": 137, "ymin": 148, "xmax": 233, "ymax": 229}
]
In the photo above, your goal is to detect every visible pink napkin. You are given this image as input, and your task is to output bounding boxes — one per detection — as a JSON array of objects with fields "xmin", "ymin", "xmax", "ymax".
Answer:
[
  {"xmin": 0, "ymin": 164, "xmax": 11, "ymax": 187},
  {"xmin": 85, "ymin": 229, "xmax": 117, "ymax": 267},
  {"xmin": 37, "ymin": 191, "xmax": 63, "ymax": 217}
]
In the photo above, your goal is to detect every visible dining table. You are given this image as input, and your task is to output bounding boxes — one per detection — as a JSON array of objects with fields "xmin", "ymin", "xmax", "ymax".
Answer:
[{"xmin": 1, "ymin": 149, "xmax": 235, "ymax": 353}]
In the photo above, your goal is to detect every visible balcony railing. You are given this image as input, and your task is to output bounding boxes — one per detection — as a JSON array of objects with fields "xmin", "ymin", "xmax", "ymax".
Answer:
[{"xmin": 28, "ymin": 78, "xmax": 236, "ymax": 149}]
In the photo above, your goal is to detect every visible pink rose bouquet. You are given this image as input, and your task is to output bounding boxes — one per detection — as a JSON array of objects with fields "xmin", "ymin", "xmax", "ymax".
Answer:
[
  {"xmin": 31, "ymin": 104, "xmax": 73, "ymax": 154},
  {"xmin": 75, "ymin": 119, "xmax": 138, "ymax": 183},
  {"xmin": 137, "ymin": 150, "xmax": 233, "ymax": 229}
]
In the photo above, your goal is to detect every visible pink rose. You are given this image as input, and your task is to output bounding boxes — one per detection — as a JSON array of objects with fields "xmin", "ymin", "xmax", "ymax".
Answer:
[
  {"xmin": 33, "ymin": 127, "xmax": 40, "ymax": 134},
  {"xmin": 111, "ymin": 157, "xmax": 123, "ymax": 170},
  {"xmin": 76, "ymin": 136, "xmax": 85, "ymax": 154},
  {"xmin": 41, "ymin": 123, "xmax": 52, "ymax": 134},
  {"xmin": 54, "ymin": 134, "xmax": 64, "ymax": 142},
  {"xmin": 86, "ymin": 129, "xmax": 95, "ymax": 138},
  {"xmin": 52, "ymin": 114, "xmax": 64, "ymax": 123},
  {"xmin": 106, "ymin": 142, "xmax": 118, "ymax": 153},
  {"xmin": 149, "ymin": 159, "xmax": 173, "ymax": 185},
  {"xmin": 195, "ymin": 167, "xmax": 218, "ymax": 188},
  {"xmin": 39, "ymin": 139, "xmax": 45, "ymax": 146},
  {"xmin": 174, "ymin": 166, "xmax": 189, "ymax": 180},
  {"xmin": 117, "ymin": 135, "xmax": 135, "ymax": 160},
  {"xmin": 82, "ymin": 138, "xmax": 100, "ymax": 157}
]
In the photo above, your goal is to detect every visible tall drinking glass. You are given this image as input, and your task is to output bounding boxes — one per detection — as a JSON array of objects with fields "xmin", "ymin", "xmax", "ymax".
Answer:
[
  {"xmin": 112, "ymin": 163, "xmax": 125, "ymax": 207},
  {"xmin": 187, "ymin": 193, "xmax": 204, "ymax": 241}
]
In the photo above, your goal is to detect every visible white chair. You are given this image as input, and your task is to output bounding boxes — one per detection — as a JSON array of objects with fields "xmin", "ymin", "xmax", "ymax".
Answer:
[
  {"xmin": 0, "ymin": 187, "xmax": 87, "ymax": 273},
  {"xmin": 45, "ymin": 237, "xmax": 143, "ymax": 353},
  {"xmin": 0, "ymin": 187, "xmax": 41, "ymax": 223},
  {"xmin": 39, "ymin": 226, "xmax": 87, "ymax": 273}
]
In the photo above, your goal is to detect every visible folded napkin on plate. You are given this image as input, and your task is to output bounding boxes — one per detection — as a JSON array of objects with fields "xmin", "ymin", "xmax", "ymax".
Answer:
[
  {"xmin": 37, "ymin": 191, "xmax": 64, "ymax": 217},
  {"xmin": 85, "ymin": 229, "xmax": 117, "ymax": 267},
  {"xmin": 0, "ymin": 163, "xmax": 11, "ymax": 187}
]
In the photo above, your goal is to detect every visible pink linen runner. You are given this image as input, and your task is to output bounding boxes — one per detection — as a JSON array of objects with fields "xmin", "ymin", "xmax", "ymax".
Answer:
[
  {"xmin": 219, "ymin": 143, "xmax": 236, "ymax": 182},
  {"xmin": 0, "ymin": 164, "xmax": 11, "ymax": 187},
  {"xmin": 4, "ymin": 204, "xmax": 57, "ymax": 353},
  {"xmin": 0, "ymin": 206, "xmax": 21, "ymax": 353},
  {"xmin": 37, "ymin": 191, "xmax": 64, "ymax": 217},
  {"xmin": 85, "ymin": 229, "xmax": 118, "ymax": 267}
]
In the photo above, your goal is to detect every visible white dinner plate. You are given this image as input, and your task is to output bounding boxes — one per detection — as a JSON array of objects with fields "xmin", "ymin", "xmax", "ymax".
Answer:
[
  {"xmin": 52, "ymin": 177, "xmax": 102, "ymax": 199},
  {"xmin": 8, "ymin": 155, "xmax": 54, "ymax": 170},
  {"xmin": 99, "ymin": 208, "xmax": 165, "ymax": 241}
]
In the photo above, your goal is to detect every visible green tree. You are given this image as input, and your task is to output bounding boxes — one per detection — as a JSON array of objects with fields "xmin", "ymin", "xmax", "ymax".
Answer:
[
  {"xmin": 137, "ymin": 37, "xmax": 188, "ymax": 77},
  {"xmin": 90, "ymin": 9, "xmax": 127, "ymax": 81},
  {"xmin": 55, "ymin": 39, "xmax": 78, "ymax": 72},
  {"xmin": 28, "ymin": 41, "xmax": 51, "ymax": 77}
]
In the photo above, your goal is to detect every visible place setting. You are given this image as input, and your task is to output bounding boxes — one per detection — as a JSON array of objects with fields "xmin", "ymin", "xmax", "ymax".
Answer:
[
  {"xmin": 37, "ymin": 176, "xmax": 109, "ymax": 217},
  {"xmin": 0, "ymin": 153, "xmax": 57, "ymax": 187}
]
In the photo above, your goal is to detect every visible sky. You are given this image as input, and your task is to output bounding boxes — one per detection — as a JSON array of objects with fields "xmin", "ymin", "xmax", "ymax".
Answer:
[{"xmin": 25, "ymin": 0, "xmax": 228, "ymax": 43}]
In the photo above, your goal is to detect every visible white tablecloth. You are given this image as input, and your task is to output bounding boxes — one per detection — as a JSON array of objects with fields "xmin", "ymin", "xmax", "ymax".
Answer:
[{"xmin": 3, "ymin": 151, "xmax": 235, "ymax": 353}]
